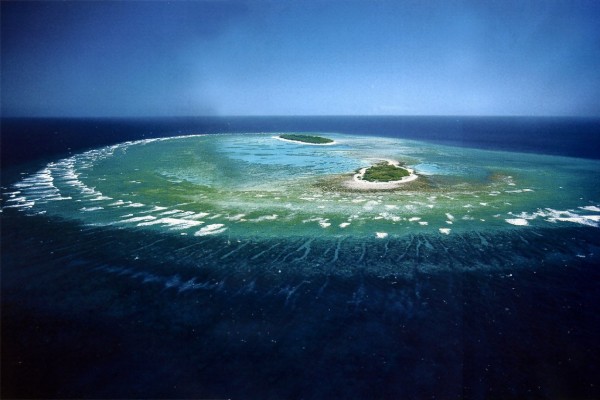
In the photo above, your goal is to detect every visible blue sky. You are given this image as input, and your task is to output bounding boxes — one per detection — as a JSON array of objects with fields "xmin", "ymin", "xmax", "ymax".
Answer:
[{"xmin": 2, "ymin": 0, "xmax": 600, "ymax": 117}]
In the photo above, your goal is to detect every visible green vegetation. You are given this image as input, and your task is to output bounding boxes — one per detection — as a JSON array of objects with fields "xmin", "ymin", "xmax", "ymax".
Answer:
[
  {"xmin": 362, "ymin": 162, "xmax": 410, "ymax": 182},
  {"xmin": 279, "ymin": 134, "xmax": 334, "ymax": 144}
]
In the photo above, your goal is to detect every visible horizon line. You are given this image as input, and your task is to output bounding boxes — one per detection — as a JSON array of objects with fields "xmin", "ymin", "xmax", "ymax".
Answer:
[{"xmin": 2, "ymin": 114, "xmax": 599, "ymax": 119}]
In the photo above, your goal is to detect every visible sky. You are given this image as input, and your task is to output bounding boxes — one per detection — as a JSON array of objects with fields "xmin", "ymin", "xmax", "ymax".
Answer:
[{"xmin": 2, "ymin": 0, "xmax": 600, "ymax": 117}]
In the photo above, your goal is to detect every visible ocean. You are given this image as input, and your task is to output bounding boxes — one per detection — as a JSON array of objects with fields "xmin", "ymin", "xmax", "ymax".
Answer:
[{"xmin": 1, "ymin": 116, "xmax": 599, "ymax": 399}]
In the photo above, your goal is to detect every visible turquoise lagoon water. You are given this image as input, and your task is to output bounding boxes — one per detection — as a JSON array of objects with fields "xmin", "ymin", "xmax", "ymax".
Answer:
[{"xmin": 5, "ymin": 132, "xmax": 599, "ymax": 243}]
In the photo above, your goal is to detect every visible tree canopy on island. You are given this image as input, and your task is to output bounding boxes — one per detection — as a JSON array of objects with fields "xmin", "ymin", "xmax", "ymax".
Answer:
[
  {"xmin": 280, "ymin": 134, "xmax": 334, "ymax": 144},
  {"xmin": 362, "ymin": 162, "xmax": 410, "ymax": 182}
]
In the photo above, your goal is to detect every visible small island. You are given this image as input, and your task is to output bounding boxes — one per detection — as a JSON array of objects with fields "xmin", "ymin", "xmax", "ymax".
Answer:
[
  {"xmin": 278, "ymin": 134, "xmax": 335, "ymax": 144},
  {"xmin": 345, "ymin": 159, "xmax": 418, "ymax": 190},
  {"xmin": 362, "ymin": 161, "xmax": 410, "ymax": 182}
]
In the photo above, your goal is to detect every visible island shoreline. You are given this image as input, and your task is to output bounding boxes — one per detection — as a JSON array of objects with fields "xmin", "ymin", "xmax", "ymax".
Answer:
[
  {"xmin": 345, "ymin": 158, "xmax": 418, "ymax": 190},
  {"xmin": 273, "ymin": 136, "xmax": 338, "ymax": 146}
]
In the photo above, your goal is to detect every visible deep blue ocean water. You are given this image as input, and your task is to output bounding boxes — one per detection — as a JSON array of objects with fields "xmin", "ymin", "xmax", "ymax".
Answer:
[{"xmin": 2, "ymin": 116, "xmax": 600, "ymax": 399}]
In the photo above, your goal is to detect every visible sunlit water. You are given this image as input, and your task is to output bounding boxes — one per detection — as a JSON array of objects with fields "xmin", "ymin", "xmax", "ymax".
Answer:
[{"xmin": 2, "ymin": 131, "xmax": 599, "ymax": 398}]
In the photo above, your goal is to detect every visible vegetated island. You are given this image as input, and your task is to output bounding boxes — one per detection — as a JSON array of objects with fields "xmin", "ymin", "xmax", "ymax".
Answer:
[
  {"xmin": 277, "ymin": 133, "xmax": 335, "ymax": 145},
  {"xmin": 345, "ymin": 159, "xmax": 418, "ymax": 190},
  {"xmin": 362, "ymin": 161, "xmax": 410, "ymax": 182}
]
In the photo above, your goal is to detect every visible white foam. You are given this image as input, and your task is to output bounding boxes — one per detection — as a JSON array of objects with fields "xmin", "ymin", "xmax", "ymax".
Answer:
[
  {"xmin": 580, "ymin": 205, "xmax": 600, "ymax": 212},
  {"xmin": 301, "ymin": 216, "xmax": 332, "ymax": 228},
  {"xmin": 505, "ymin": 188, "xmax": 533, "ymax": 194},
  {"xmin": 137, "ymin": 217, "xmax": 204, "ymax": 229},
  {"xmin": 445, "ymin": 213, "xmax": 455, "ymax": 221},
  {"xmin": 408, "ymin": 217, "xmax": 421, "ymax": 222},
  {"xmin": 139, "ymin": 206, "xmax": 170, "ymax": 214},
  {"xmin": 418, "ymin": 221, "xmax": 428, "ymax": 226},
  {"xmin": 46, "ymin": 196, "xmax": 72, "ymax": 201},
  {"xmin": 502, "ymin": 208, "xmax": 600, "ymax": 228},
  {"xmin": 3, "ymin": 201, "xmax": 35, "ymax": 209},
  {"xmin": 174, "ymin": 211, "xmax": 196, "ymax": 217},
  {"xmin": 506, "ymin": 218, "xmax": 529, "ymax": 226},
  {"xmin": 439, "ymin": 228, "xmax": 451, "ymax": 235},
  {"xmin": 375, "ymin": 232, "xmax": 388, "ymax": 239},
  {"xmin": 121, "ymin": 215, "xmax": 157, "ymax": 223},
  {"xmin": 548, "ymin": 215, "xmax": 600, "ymax": 227},
  {"xmin": 80, "ymin": 187, "xmax": 97, "ymax": 195},
  {"xmin": 80, "ymin": 206, "xmax": 104, "ymax": 212},
  {"xmin": 160, "ymin": 209, "xmax": 184, "ymax": 215},
  {"xmin": 363, "ymin": 200, "xmax": 379, "ymax": 211},
  {"xmin": 6, "ymin": 196, "xmax": 27, "ymax": 203},
  {"xmin": 184, "ymin": 212, "xmax": 210, "ymax": 220},
  {"xmin": 194, "ymin": 224, "xmax": 227, "ymax": 236},
  {"xmin": 379, "ymin": 212, "xmax": 402, "ymax": 222},
  {"xmin": 339, "ymin": 222, "xmax": 351, "ymax": 228},
  {"xmin": 11, "ymin": 167, "xmax": 65, "ymax": 204},
  {"xmin": 248, "ymin": 214, "xmax": 278, "ymax": 222},
  {"xmin": 89, "ymin": 195, "xmax": 113, "ymax": 201}
]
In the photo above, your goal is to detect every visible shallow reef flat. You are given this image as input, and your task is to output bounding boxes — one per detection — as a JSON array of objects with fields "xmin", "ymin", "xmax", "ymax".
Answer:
[{"xmin": 3, "ymin": 132, "xmax": 598, "ymax": 243}]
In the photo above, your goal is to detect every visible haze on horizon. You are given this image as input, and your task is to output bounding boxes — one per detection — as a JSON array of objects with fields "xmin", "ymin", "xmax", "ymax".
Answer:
[{"xmin": 1, "ymin": 0, "xmax": 600, "ymax": 118}]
